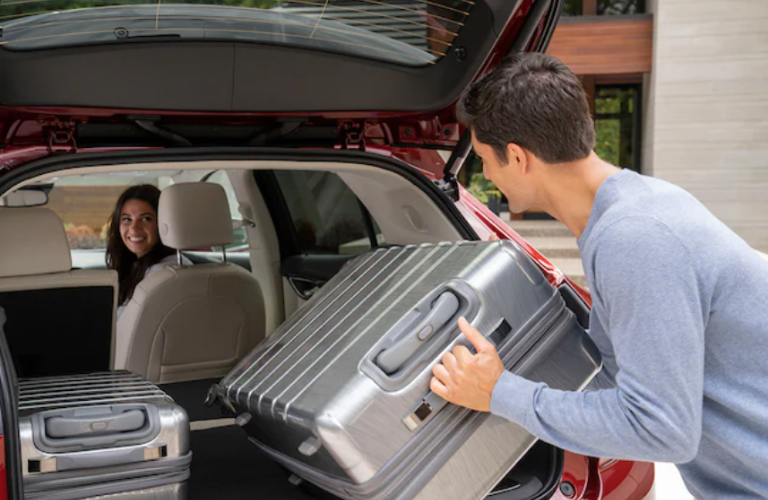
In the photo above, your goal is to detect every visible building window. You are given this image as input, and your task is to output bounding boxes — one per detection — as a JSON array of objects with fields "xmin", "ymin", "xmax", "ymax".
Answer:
[
  {"xmin": 594, "ymin": 85, "xmax": 642, "ymax": 171},
  {"xmin": 561, "ymin": 0, "xmax": 583, "ymax": 16}
]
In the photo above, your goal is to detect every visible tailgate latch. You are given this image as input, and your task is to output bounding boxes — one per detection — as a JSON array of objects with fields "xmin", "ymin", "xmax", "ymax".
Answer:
[
  {"xmin": 42, "ymin": 118, "xmax": 79, "ymax": 154},
  {"xmin": 340, "ymin": 121, "xmax": 366, "ymax": 151}
]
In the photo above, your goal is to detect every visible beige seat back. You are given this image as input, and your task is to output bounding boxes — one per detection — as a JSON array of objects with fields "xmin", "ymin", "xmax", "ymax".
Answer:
[
  {"xmin": 115, "ymin": 183, "xmax": 265, "ymax": 383},
  {"xmin": 0, "ymin": 208, "xmax": 118, "ymax": 377}
]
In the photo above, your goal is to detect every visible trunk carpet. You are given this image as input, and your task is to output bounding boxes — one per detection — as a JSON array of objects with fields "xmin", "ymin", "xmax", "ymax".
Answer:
[{"xmin": 188, "ymin": 425, "xmax": 319, "ymax": 500}]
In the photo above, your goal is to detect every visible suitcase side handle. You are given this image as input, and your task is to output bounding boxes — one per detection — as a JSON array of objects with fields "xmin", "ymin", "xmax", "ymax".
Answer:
[
  {"xmin": 375, "ymin": 292, "xmax": 460, "ymax": 375},
  {"xmin": 31, "ymin": 403, "xmax": 163, "ymax": 454},
  {"xmin": 46, "ymin": 409, "xmax": 146, "ymax": 438}
]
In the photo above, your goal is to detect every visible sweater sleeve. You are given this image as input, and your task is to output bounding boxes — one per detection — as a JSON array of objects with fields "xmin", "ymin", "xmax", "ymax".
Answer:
[{"xmin": 490, "ymin": 217, "xmax": 706, "ymax": 463}]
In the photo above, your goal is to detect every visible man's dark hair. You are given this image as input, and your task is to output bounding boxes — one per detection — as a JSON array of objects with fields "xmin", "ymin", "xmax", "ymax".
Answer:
[{"xmin": 457, "ymin": 52, "xmax": 595, "ymax": 164}]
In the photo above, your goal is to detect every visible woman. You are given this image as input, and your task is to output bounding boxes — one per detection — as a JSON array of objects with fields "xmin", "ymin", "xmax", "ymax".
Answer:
[{"xmin": 106, "ymin": 184, "xmax": 186, "ymax": 318}]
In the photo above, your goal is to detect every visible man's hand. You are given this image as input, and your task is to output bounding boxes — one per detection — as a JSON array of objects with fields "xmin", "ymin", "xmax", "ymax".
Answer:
[{"xmin": 430, "ymin": 317, "xmax": 506, "ymax": 412}]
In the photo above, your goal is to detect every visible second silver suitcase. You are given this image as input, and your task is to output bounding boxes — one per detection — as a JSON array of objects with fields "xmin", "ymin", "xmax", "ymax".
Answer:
[{"xmin": 19, "ymin": 371, "xmax": 191, "ymax": 500}]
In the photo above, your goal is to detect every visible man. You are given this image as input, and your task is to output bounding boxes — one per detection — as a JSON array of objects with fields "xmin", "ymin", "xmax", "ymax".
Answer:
[{"xmin": 430, "ymin": 53, "xmax": 768, "ymax": 499}]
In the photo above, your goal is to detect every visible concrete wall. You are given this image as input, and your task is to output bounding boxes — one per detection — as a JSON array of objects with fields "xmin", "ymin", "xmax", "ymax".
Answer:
[{"xmin": 645, "ymin": 0, "xmax": 768, "ymax": 251}]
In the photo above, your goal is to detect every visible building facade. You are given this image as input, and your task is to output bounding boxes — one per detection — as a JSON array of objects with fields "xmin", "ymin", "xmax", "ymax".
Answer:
[{"xmin": 548, "ymin": 0, "xmax": 768, "ymax": 252}]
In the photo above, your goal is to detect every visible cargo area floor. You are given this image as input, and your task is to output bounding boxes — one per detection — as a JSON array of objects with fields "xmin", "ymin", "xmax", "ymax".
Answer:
[
  {"xmin": 170, "ymin": 381, "xmax": 557, "ymax": 500},
  {"xmin": 188, "ymin": 425, "xmax": 319, "ymax": 500}
]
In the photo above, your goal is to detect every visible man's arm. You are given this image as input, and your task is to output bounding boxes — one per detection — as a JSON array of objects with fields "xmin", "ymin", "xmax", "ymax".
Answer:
[{"xmin": 432, "ymin": 217, "xmax": 706, "ymax": 463}]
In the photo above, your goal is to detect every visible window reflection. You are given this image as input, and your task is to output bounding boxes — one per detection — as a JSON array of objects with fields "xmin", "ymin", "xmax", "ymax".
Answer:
[
  {"xmin": 560, "ymin": 0, "xmax": 645, "ymax": 16},
  {"xmin": 597, "ymin": 0, "xmax": 645, "ymax": 15}
]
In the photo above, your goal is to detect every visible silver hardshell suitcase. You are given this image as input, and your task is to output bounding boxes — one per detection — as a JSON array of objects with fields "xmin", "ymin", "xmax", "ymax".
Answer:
[
  {"xmin": 218, "ymin": 241, "xmax": 601, "ymax": 500},
  {"xmin": 19, "ymin": 371, "xmax": 191, "ymax": 500}
]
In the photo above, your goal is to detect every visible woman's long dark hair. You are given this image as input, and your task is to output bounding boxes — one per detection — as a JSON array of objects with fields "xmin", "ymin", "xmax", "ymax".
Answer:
[{"xmin": 106, "ymin": 185, "xmax": 175, "ymax": 305}]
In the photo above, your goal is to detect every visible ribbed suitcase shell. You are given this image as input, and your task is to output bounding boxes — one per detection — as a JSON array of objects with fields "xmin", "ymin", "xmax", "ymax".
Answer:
[
  {"xmin": 19, "ymin": 371, "xmax": 190, "ymax": 500},
  {"xmin": 221, "ymin": 241, "xmax": 601, "ymax": 500}
]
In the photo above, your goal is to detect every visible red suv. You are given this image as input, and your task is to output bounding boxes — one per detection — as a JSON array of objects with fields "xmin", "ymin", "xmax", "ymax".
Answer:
[{"xmin": 0, "ymin": 0, "xmax": 653, "ymax": 498}]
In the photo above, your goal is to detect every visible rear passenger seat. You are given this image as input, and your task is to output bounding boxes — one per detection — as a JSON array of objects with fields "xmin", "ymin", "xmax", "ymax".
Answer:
[
  {"xmin": 0, "ymin": 208, "xmax": 118, "ymax": 377},
  {"xmin": 115, "ymin": 183, "xmax": 266, "ymax": 384}
]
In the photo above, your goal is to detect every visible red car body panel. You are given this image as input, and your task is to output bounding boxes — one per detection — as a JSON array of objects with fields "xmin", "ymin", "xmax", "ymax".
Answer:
[{"xmin": 0, "ymin": 436, "xmax": 6, "ymax": 500}]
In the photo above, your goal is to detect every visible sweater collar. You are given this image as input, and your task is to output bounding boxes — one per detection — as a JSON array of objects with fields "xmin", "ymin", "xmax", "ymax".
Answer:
[{"xmin": 577, "ymin": 168, "xmax": 633, "ymax": 251}]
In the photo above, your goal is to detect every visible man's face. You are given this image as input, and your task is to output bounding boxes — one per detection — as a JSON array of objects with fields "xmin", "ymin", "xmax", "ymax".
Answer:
[{"xmin": 471, "ymin": 130, "xmax": 534, "ymax": 214}]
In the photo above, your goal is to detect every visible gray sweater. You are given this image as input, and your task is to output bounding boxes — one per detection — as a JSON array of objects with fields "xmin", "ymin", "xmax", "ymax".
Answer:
[{"xmin": 491, "ymin": 169, "xmax": 768, "ymax": 499}]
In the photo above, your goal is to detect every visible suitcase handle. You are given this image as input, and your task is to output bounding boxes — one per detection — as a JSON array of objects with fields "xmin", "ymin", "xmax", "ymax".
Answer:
[
  {"xmin": 32, "ymin": 404, "xmax": 162, "ymax": 454},
  {"xmin": 376, "ymin": 291, "xmax": 460, "ymax": 375},
  {"xmin": 45, "ymin": 409, "xmax": 147, "ymax": 438},
  {"xmin": 402, "ymin": 320, "xmax": 513, "ymax": 431}
]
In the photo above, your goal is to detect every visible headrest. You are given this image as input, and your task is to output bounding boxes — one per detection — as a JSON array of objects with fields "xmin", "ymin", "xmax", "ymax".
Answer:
[
  {"xmin": 0, "ymin": 208, "xmax": 72, "ymax": 278},
  {"xmin": 158, "ymin": 183, "xmax": 233, "ymax": 250}
]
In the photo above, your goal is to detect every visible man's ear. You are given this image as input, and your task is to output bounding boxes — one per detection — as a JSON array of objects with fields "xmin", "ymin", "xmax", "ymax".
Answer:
[{"xmin": 507, "ymin": 143, "xmax": 529, "ymax": 175}]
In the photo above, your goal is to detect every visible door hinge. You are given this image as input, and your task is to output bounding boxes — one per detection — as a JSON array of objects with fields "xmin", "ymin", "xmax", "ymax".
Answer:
[
  {"xmin": 340, "ymin": 121, "xmax": 365, "ymax": 151},
  {"xmin": 42, "ymin": 118, "xmax": 78, "ymax": 154},
  {"xmin": 432, "ymin": 176, "xmax": 459, "ymax": 202},
  {"xmin": 436, "ymin": 130, "xmax": 472, "ymax": 202}
]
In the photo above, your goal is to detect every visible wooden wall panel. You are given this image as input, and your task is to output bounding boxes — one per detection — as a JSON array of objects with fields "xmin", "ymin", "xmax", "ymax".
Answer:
[{"xmin": 548, "ymin": 17, "xmax": 654, "ymax": 75}]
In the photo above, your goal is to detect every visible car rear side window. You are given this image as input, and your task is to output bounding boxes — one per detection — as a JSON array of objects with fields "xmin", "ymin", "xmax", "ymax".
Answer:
[
  {"xmin": 44, "ymin": 173, "xmax": 174, "ymax": 250},
  {"xmin": 274, "ymin": 170, "xmax": 384, "ymax": 255}
]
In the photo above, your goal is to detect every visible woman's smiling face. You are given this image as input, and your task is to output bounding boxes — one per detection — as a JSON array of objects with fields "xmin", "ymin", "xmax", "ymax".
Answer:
[{"xmin": 119, "ymin": 198, "xmax": 159, "ymax": 259}]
